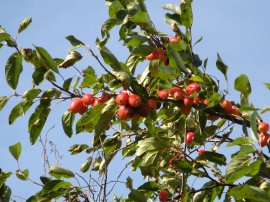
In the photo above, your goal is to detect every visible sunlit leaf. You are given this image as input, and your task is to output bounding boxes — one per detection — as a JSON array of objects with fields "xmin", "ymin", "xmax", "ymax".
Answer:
[
  {"xmin": 18, "ymin": 17, "xmax": 32, "ymax": 33},
  {"xmin": 9, "ymin": 142, "xmax": 22, "ymax": 161},
  {"xmin": 49, "ymin": 165, "xmax": 74, "ymax": 179},
  {"xmin": 234, "ymin": 74, "xmax": 251, "ymax": 96}
]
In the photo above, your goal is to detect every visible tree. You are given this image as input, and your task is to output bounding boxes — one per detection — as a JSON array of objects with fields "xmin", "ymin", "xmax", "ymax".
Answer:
[{"xmin": 0, "ymin": 0, "xmax": 270, "ymax": 201}]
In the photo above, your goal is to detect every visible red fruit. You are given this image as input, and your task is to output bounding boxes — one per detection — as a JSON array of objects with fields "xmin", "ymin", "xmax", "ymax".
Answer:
[
  {"xmin": 180, "ymin": 105, "xmax": 192, "ymax": 115},
  {"xmin": 258, "ymin": 122, "xmax": 270, "ymax": 134},
  {"xmin": 159, "ymin": 190, "xmax": 168, "ymax": 202},
  {"xmin": 128, "ymin": 94, "xmax": 142, "ymax": 108},
  {"xmin": 169, "ymin": 37, "xmax": 179, "ymax": 43},
  {"xmin": 258, "ymin": 133, "xmax": 269, "ymax": 147},
  {"xmin": 116, "ymin": 92, "xmax": 129, "ymax": 106},
  {"xmin": 208, "ymin": 115, "xmax": 219, "ymax": 122},
  {"xmin": 157, "ymin": 90, "xmax": 169, "ymax": 100},
  {"xmin": 221, "ymin": 100, "xmax": 233, "ymax": 111},
  {"xmin": 186, "ymin": 132, "xmax": 195, "ymax": 145},
  {"xmin": 147, "ymin": 99, "xmax": 157, "ymax": 110},
  {"xmin": 186, "ymin": 82, "xmax": 201, "ymax": 95},
  {"xmin": 117, "ymin": 105, "xmax": 134, "ymax": 120},
  {"xmin": 146, "ymin": 49, "xmax": 159, "ymax": 60},
  {"xmin": 100, "ymin": 92, "xmax": 112, "ymax": 102},
  {"xmin": 145, "ymin": 86, "xmax": 151, "ymax": 92},
  {"xmin": 159, "ymin": 50, "xmax": 168, "ymax": 64},
  {"xmin": 173, "ymin": 91, "xmax": 184, "ymax": 100},
  {"xmin": 136, "ymin": 102, "xmax": 149, "ymax": 117},
  {"xmin": 79, "ymin": 103, "xmax": 88, "ymax": 115},
  {"xmin": 69, "ymin": 98, "xmax": 85, "ymax": 113},
  {"xmin": 184, "ymin": 97, "xmax": 193, "ymax": 106},
  {"xmin": 198, "ymin": 149, "xmax": 205, "ymax": 156},
  {"xmin": 132, "ymin": 113, "xmax": 140, "ymax": 121},
  {"xmin": 92, "ymin": 97, "xmax": 103, "ymax": 107},
  {"xmin": 193, "ymin": 96, "xmax": 202, "ymax": 105},
  {"xmin": 203, "ymin": 99, "xmax": 209, "ymax": 106},
  {"xmin": 169, "ymin": 87, "xmax": 182, "ymax": 95},
  {"xmin": 229, "ymin": 106, "xmax": 241, "ymax": 116},
  {"xmin": 81, "ymin": 94, "xmax": 93, "ymax": 105}
]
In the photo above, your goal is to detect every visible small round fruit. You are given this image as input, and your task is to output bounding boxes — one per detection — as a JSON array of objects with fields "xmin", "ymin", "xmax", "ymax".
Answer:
[
  {"xmin": 186, "ymin": 132, "xmax": 195, "ymax": 145},
  {"xmin": 116, "ymin": 92, "xmax": 129, "ymax": 106},
  {"xmin": 184, "ymin": 97, "xmax": 193, "ymax": 106},
  {"xmin": 221, "ymin": 100, "xmax": 233, "ymax": 111},
  {"xmin": 169, "ymin": 86, "xmax": 182, "ymax": 95},
  {"xmin": 203, "ymin": 99, "xmax": 209, "ymax": 106},
  {"xmin": 180, "ymin": 104, "xmax": 192, "ymax": 115},
  {"xmin": 69, "ymin": 98, "xmax": 85, "ymax": 113},
  {"xmin": 128, "ymin": 94, "xmax": 142, "ymax": 108},
  {"xmin": 186, "ymin": 82, "xmax": 201, "ymax": 95},
  {"xmin": 198, "ymin": 149, "xmax": 205, "ymax": 156},
  {"xmin": 169, "ymin": 37, "xmax": 179, "ymax": 43},
  {"xmin": 118, "ymin": 105, "xmax": 134, "ymax": 120},
  {"xmin": 100, "ymin": 92, "xmax": 112, "ymax": 102},
  {"xmin": 79, "ymin": 103, "xmax": 88, "ymax": 115},
  {"xmin": 157, "ymin": 90, "xmax": 169, "ymax": 100},
  {"xmin": 92, "ymin": 97, "xmax": 103, "ymax": 107},
  {"xmin": 136, "ymin": 102, "xmax": 149, "ymax": 117},
  {"xmin": 159, "ymin": 190, "xmax": 168, "ymax": 202},
  {"xmin": 193, "ymin": 96, "xmax": 202, "ymax": 105},
  {"xmin": 146, "ymin": 49, "xmax": 159, "ymax": 60},
  {"xmin": 81, "ymin": 93, "xmax": 93, "ymax": 105},
  {"xmin": 258, "ymin": 133, "xmax": 270, "ymax": 147},
  {"xmin": 229, "ymin": 106, "xmax": 241, "ymax": 116},
  {"xmin": 147, "ymin": 99, "xmax": 157, "ymax": 110},
  {"xmin": 258, "ymin": 122, "xmax": 270, "ymax": 134}
]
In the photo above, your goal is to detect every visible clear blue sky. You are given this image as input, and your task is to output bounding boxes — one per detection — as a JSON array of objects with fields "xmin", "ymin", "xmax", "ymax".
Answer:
[{"xmin": 1, "ymin": 0, "xmax": 270, "ymax": 200}]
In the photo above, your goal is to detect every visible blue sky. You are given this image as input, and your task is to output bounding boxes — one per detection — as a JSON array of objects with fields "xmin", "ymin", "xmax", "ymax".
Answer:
[{"xmin": 1, "ymin": 0, "xmax": 270, "ymax": 200}]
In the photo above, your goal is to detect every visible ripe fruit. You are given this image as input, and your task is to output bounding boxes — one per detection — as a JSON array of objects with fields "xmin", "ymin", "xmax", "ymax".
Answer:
[
  {"xmin": 186, "ymin": 132, "xmax": 195, "ymax": 145},
  {"xmin": 81, "ymin": 94, "xmax": 93, "ymax": 105},
  {"xmin": 100, "ymin": 92, "xmax": 112, "ymax": 102},
  {"xmin": 229, "ymin": 106, "xmax": 241, "ymax": 116},
  {"xmin": 117, "ymin": 105, "xmax": 134, "ymax": 120},
  {"xmin": 159, "ymin": 50, "xmax": 168, "ymax": 64},
  {"xmin": 159, "ymin": 190, "xmax": 168, "ymax": 202},
  {"xmin": 198, "ymin": 149, "xmax": 205, "ymax": 156},
  {"xmin": 147, "ymin": 99, "xmax": 157, "ymax": 110},
  {"xmin": 193, "ymin": 96, "xmax": 202, "ymax": 105},
  {"xmin": 157, "ymin": 90, "xmax": 169, "ymax": 100},
  {"xmin": 203, "ymin": 99, "xmax": 209, "ymax": 106},
  {"xmin": 221, "ymin": 100, "xmax": 233, "ymax": 111},
  {"xmin": 169, "ymin": 37, "xmax": 179, "ymax": 43},
  {"xmin": 258, "ymin": 133, "xmax": 269, "ymax": 147},
  {"xmin": 258, "ymin": 122, "xmax": 270, "ymax": 134},
  {"xmin": 180, "ymin": 104, "xmax": 192, "ymax": 115},
  {"xmin": 69, "ymin": 98, "xmax": 85, "ymax": 113},
  {"xmin": 186, "ymin": 82, "xmax": 201, "ymax": 95},
  {"xmin": 79, "ymin": 103, "xmax": 88, "ymax": 115},
  {"xmin": 116, "ymin": 92, "xmax": 129, "ymax": 106},
  {"xmin": 173, "ymin": 91, "xmax": 184, "ymax": 100},
  {"xmin": 92, "ymin": 97, "xmax": 103, "ymax": 107},
  {"xmin": 169, "ymin": 86, "xmax": 182, "ymax": 95},
  {"xmin": 136, "ymin": 102, "xmax": 149, "ymax": 117},
  {"xmin": 146, "ymin": 49, "xmax": 159, "ymax": 60},
  {"xmin": 128, "ymin": 94, "xmax": 141, "ymax": 108},
  {"xmin": 208, "ymin": 115, "xmax": 219, "ymax": 122},
  {"xmin": 183, "ymin": 97, "xmax": 193, "ymax": 106}
]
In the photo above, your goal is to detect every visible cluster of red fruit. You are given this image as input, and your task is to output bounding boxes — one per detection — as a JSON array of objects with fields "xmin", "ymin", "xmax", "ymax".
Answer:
[
  {"xmin": 159, "ymin": 190, "xmax": 168, "ymax": 202},
  {"xmin": 221, "ymin": 100, "xmax": 241, "ymax": 116},
  {"xmin": 156, "ymin": 82, "xmax": 205, "ymax": 115},
  {"xmin": 116, "ymin": 92, "xmax": 158, "ymax": 120},
  {"xmin": 258, "ymin": 122, "xmax": 270, "ymax": 147},
  {"xmin": 69, "ymin": 92, "xmax": 112, "ymax": 115}
]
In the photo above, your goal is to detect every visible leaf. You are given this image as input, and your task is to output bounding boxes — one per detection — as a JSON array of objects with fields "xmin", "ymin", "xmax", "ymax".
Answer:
[
  {"xmin": 173, "ymin": 160, "xmax": 193, "ymax": 172},
  {"xmin": 0, "ymin": 96, "xmax": 10, "ymax": 111},
  {"xmin": 180, "ymin": 2, "xmax": 193, "ymax": 28},
  {"xmin": 226, "ymin": 155, "xmax": 251, "ymax": 177},
  {"xmin": 28, "ymin": 104, "xmax": 51, "ymax": 145},
  {"xmin": 125, "ymin": 35, "xmax": 150, "ymax": 47},
  {"xmin": 18, "ymin": 17, "xmax": 32, "ymax": 33},
  {"xmin": 35, "ymin": 46, "xmax": 58, "ymax": 73},
  {"xmin": 162, "ymin": 4, "xmax": 181, "ymax": 14},
  {"xmin": 80, "ymin": 157, "xmax": 93, "ymax": 173},
  {"xmin": 103, "ymin": 134, "xmax": 122, "ymax": 157},
  {"xmin": 228, "ymin": 185, "xmax": 270, "ymax": 201},
  {"xmin": 264, "ymin": 83, "xmax": 270, "ymax": 90},
  {"xmin": 9, "ymin": 142, "xmax": 22, "ymax": 161},
  {"xmin": 165, "ymin": 13, "xmax": 181, "ymax": 25},
  {"xmin": 62, "ymin": 110, "xmax": 75, "ymax": 137},
  {"xmin": 227, "ymin": 137, "xmax": 254, "ymax": 147},
  {"xmin": 49, "ymin": 165, "xmax": 74, "ymax": 179},
  {"xmin": 197, "ymin": 151, "xmax": 226, "ymax": 166},
  {"xmin": 137, "ymin": 181, "xmax": 158, "ymax": 191},
  {"xmin": 234, "ymin": 74, "xmax": 251, "ymax": 96},
  {"xmin": 128, "ymin": 189, "xmax": 147, "ymax": 202},
  {"xmin": 0, "ymin": 172, "xmax": 12, "ymax": 188},
  {"xmin": 99, "ymin": 46, "xmax": 122, "ymax": 71},
  {"xmin": 0, "ymin": 26, "xmax": 11, "ymax": 42},
  {"xmin": 216, "ymin": 53, "xmax": 228, "ymax": 81},
  {"xmin": 16, "ymin": 169, "xmax": 29, "ymax": 181},
  {"xmin": 80, "ymin": 74, "xmax": 97, "ymax": 88},
  {"xmin": 65, "ymin": 35, "xmax": 85, "ymax": 47},
  {"xmin": 5, "ymin": 52, "xmax": 23, "ymax": 90}
]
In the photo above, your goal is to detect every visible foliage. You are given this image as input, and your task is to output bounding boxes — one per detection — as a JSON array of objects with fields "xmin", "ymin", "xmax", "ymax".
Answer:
[{"xmin": 1, "ymin": 0, "xmax": 270, "ymax": 201}]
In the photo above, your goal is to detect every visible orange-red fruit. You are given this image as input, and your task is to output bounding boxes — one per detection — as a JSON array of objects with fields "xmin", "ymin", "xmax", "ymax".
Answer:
[
  {"xmin": 193, "ymin": 96, "xmax": 202, "ymax": 105},
  {"xmin": 184, "ymin": 97, "xmax": 193, "ymax": 106},
  {"xmin": 169, "ymin": 37, "xmax": 179, "ymax": 43},
  {"xmin": 128, "ymin": 94, "xmax": 141, "ymax": 108},
  {"xmin": 92, "ymin": 97, "xmax": 103, "ymax": 107},
  {"xmin": 82, "ymin": 94, "xmax": 93, "ymax": 105},
  {"xmin": 146, "ymin": 49, "xmax": 159, "ymax": 60},
  {"xmin": 116, "ymin": 92, "xmax": 129, "ymax": 106},
  {"xmin": 180, "ymin": 105, "xmax": 192, "ymax": 115},
  {"xmin": 203, "ymin": 99, "xmax": 209, "ymax": 106},
  {"xmin": 258, "ymin": 133, "xmax": 270, "ymax": 147},
  {"xmin": 79, "ymin": 103, "xmax": 88, "ymax": 115},
  {"xmin": 147, "ymin": 99, "xmax": 157, "ymax": 110},
  {"xmin": 186, "ymin": 82, "xmax": 201, "ymax": 95},
  {"xmin": 100, "ymin": 92, "xmax": 112, "ymax": 102},
  {"xmin": 229, "ymin": 106, "xmax": 241, "ymax": 116},
  {"xmin": 69, "ymin": 98, "xmax": 85, "ymax": 113},
  {"xmin": 169, "ymin": 87, "xmax": 182, "ymax": 95},
  {"xmin": 159, "ymin": 190, "xmax": 168, "ymax": 202},
  {"xmin": 258, "ymin": 122, "xmax": 270, "ymax": 134},
  {"xmin": 186, "ymin": 132, "xmax": 195, "ymax": 145},
  {"xmin": 221, "ymin": 100, "xmax": 233, "ymax": 111},
  {"xmin": 136, "ymin": 102, "xmax": 149, "ymax": 117},
  {"xmin": 198, "ymin": 149, "xmax": 205, "ymax": 156},
  {"xmin": 157, "ymin": 90, "xmax": 169, "ymax": 100},
  {"xmin": 118, "ymin": 105, "xmax": 134, "ymax": 120}
]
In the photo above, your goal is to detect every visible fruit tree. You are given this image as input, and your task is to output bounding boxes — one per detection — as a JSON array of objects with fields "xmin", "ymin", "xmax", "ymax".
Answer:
[{"xmin": 1, "ymin": 0, "xmax": 270, "ymax": 201}]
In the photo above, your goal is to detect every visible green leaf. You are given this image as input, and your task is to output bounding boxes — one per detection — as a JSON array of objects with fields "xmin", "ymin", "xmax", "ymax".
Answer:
[
  {"xmin": 35, "ymin": 46, "xmax": 58, "ymax": 73},
  {"xmin": 5, "ymin": 52, "xmax": 23, "ymax": 90},
  {"xmin": 28, "ymin": 104, "xmax": 51, "ymax": 145},
  {"xmin": 68, "ymin": 144, "xmax": 89, "ymax": 155},
  {"xmin": 49, "ymin": 165, "xmax": 74, "ymax": 179},
  {"xmin": 80, "ymin": 157, "xmax": 93, "ymax": 173},
  {"xmin": 162, "ymin": 4, "xmax": 181, "ymax": 14},
  {"xmin": 18, "ymin": 17, "xmax": 32, "ymax": 33},
  {"xmin": 234, "ymin": 74, "xmax": 251, "ymax": 96},
  {"xmin": 228, "ymin": 185, "xmax": 270, "ymax": 202},
  {"xmin": 16, "ymin": 169, "xmax": 29, "ymax": 181},
  {"xmin": 227, "ymin": 137, "xmax": 254, "ymax": 147},
  {"xmin": 125, "ymin": 35, "xmax": 150, "ymax": 47},
  {"xmin": 250, "ymin": 110, "xmax": 261, "ymax": 139},
  {"xmin": 80, "ymin": 74, "xmax": 97, "ymax": 88},
  {"xmin": 128, "ymin": 189, "xmax": 147, "ymax": 202},
  {"xmin": 197, "ymin": 151, "xmax": 226, "ymax": 166},
  {"xmin": 0, "ymin": 26, "xmax": 11, "ymax": 42},
  {"xmin": 62, "ymin": 78, "xmax": 73, "ymax": 91},
  {"xmin": 103, "ymin": 134, "xmax": 122, "ymax": 157},
  {"xmin": 0, "ymin": 96, "xmax": 10, "ymax": 111},
  {"xmin": 9, "ymin": 142, "xmax": 22, "ymax": 161},
  {"xmin": 216, "ymin": 53, "xmax": 228, "ymax": 81},
  {"xmin": 0, "ymin": 172, "xmax": 12, "ymax": 188},
  {"xmin": 226, "ymin": 155, "xmax": 251, "ymax": 177},
  {"xmin": 65, "ymin": 35, "xmax": 85, "ymax": 47},
  {"xmin": 173, "ymin": 160, "xmax": 193, "ymax": 172},
  {"xmin": 32, "ymin": 66, "xmax": 49, "ymax": 85},
  {"xmin": 62, "ymin": 110, "xmax": 75, "ymax": 138},
  {"xmin": 264, "ymin": 83, "xmax": 270, "ymax": 90},
  {"xmin": 42, "ymin": 179, "xmax": 72, "ymax": 192},
  {"xmin": 180, "ymin": 2, "xmax": 193, "ymax": 28},
  {"xmin": 99, "ymin": 46, "xmax": 122, "ymax": 71},
  {"xmin": 165, "ymin": 13, "xmax": 181, "ymax": 25},
  {"xmin": 193, "ymin": 181, "xmax": 215, "ymax": 202},
  {"xmin": 108, "ymin": 0, "xmax": 123, "ymax": 18},
  {"xmin": 137, "ymin": 181, "xmax": 158, "ymax": 191}
]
